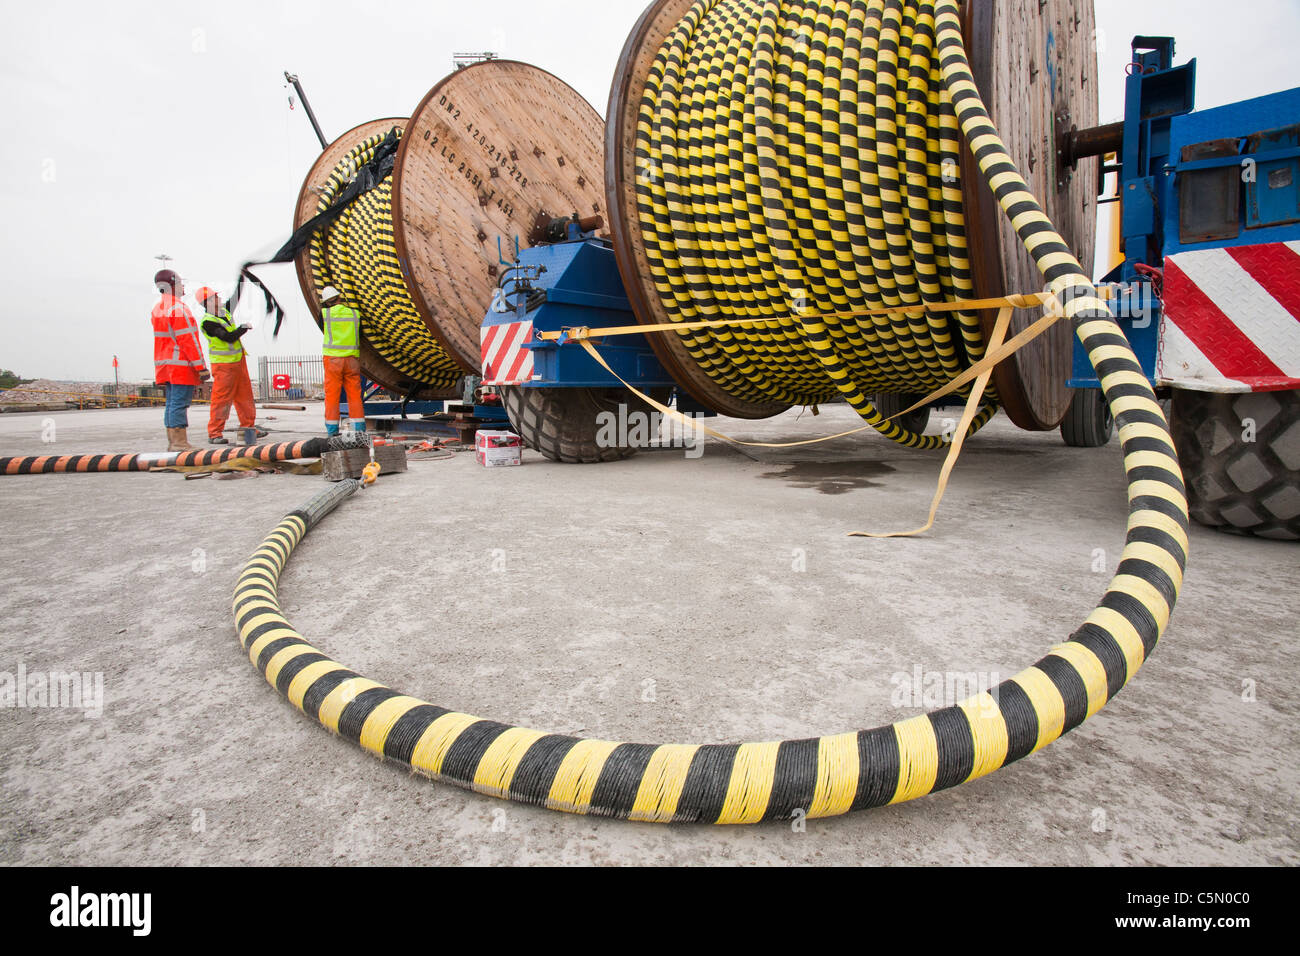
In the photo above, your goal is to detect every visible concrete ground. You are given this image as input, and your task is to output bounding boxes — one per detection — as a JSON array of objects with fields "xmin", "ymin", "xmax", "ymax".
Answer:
[{"xmin": 0, "ymin": 401, "xmax": 1295, "ymax": 866}]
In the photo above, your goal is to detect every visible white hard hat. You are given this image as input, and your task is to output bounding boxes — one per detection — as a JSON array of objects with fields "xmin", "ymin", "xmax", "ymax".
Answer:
[{"xmin": 320, "ymin": 285, "xmax": 341, "ymax": 302}]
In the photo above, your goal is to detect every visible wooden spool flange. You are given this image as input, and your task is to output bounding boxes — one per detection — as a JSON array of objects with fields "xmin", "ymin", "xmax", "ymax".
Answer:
[
  {"xmin": 961, "ymin": 0, "xmax": 1099, "ymax": 430},
  {"xmin": 606, "ymin": 0, "xmax": 1099, "ymax": 427},
  {"xmin": 392, "ymin": 60, "xmax": 607, "ymax": 372}
]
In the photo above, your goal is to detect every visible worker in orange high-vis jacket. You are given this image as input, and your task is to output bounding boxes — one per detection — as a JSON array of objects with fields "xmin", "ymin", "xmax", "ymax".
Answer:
[
  {"xmin": 319, "ymin": 286, "xmax": 366, "ymax": 437},
  {"xmin": 195, "ymin": 286, "xmax": 266, "ymax": 444},
  {"xmin": 151, "ymin": 269, "xmax": 209, "ymax": 451}
]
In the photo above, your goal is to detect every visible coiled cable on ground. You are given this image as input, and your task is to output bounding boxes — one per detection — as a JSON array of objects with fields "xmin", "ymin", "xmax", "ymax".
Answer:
[{"xmin": 231, "ymin": 0, "xmax": 1188, "ymax": 824}]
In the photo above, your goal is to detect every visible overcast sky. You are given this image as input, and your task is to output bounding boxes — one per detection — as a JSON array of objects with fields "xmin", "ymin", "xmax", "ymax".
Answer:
[{"xmin": 2, "ymin": 0, "xmax": 1296, "ymax": 382}]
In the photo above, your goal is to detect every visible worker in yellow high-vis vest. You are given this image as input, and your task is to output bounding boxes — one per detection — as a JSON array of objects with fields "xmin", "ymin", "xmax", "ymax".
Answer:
[
  {"xmin": 319, "ymin": 286, "xmax": 365, "ymax": 436},
  {"xmin": 196, "ymin": 287, "xmax": 264, "ymax": 444}
]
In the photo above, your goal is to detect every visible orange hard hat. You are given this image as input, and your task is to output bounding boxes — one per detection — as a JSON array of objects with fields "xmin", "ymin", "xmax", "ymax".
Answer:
[{"xmin": 194, "ymin": 286, "xmax": 219, "ymax": 304}]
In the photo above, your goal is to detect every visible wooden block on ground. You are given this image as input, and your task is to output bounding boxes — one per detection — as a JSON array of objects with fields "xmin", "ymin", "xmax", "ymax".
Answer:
[{"xmin": 322, "ymin": 444, "xmax": 407, "ymax": 481}]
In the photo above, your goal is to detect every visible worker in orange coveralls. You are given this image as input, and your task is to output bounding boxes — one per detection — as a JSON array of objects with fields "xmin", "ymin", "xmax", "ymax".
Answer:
[
  {"xmin": 151, "ymin": 269, "xmax": 209, "ymax": 451},
  {"xmin": 195, "ymin": 287, "xmax": 265, "ymax": 444},
  {"xmin": 318, "ymin": 285, "xmax": 366, "ymax": 436}
]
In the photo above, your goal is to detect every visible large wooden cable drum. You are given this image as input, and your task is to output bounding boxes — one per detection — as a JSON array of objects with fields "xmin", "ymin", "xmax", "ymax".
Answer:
[
  {"xmin": 292, "ymin": 63, "xmax": 606, "ymax": 395},
  {"xmin": 292, "ymin": 118, "xmax": 452, "ymax": 398},
  {"xmin": 606, "ymin": 0, "xmax": 1099, "ymax": 430}
]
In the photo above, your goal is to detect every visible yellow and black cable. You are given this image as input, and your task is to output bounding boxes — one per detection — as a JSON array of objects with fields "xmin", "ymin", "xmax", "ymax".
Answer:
[
  {"xmin": 635, "ymin": 0, "xmax": 998, "ymax": 448},
  {"xmin": 233, "ymin": 0, "xmax": 1188, "ymax": 823}
]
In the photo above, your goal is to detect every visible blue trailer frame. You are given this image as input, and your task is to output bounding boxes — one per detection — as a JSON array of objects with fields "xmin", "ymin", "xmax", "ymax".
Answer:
[{"xmin": 481, "ymin": 234, "xmax": 679, "ymax": 392}]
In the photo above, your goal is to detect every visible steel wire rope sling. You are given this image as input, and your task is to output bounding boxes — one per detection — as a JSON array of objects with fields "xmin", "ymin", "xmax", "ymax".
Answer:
[
  {"xmin": 232, "ymin": 0, "xmax": 1189, "ymax": 823},
  {"xmin": 308, "ymin": 130, "xmax": 465, "ymax": 391}
]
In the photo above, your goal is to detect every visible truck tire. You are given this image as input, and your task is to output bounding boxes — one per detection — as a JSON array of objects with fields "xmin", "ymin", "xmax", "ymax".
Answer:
[
  {"xmin": 1170, "ymin": 388, "xmax": 1300, "ymax": 541},
  {"xmin": 872, "ymin": 392, "xmax": 930, "ymax": 435},
  {"xmin": 501, "ymin": 385, "xmax": 673, "ymax": 464},
  {"xmin": 1060, "ymin": 388, "xmax": 1113, "ymax": 447}
]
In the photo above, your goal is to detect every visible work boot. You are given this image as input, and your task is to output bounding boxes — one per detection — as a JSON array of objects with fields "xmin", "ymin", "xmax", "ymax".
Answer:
[
  {"xmin": 325, "ymin": 423, "xmax": 340, "ymax": 437},
  {"xmin": 209, "ymin": 435, "xmax": 229, "ymax": 445},
  {"xmin": 166, "ymin": 427, "xmax": 194, "ymax": 452}
]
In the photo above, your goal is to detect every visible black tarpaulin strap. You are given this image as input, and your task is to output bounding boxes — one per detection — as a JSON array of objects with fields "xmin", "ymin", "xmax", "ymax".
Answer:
[{"xmin": 228, "ymin": 127, "xmax": 402, "ymax": 337}]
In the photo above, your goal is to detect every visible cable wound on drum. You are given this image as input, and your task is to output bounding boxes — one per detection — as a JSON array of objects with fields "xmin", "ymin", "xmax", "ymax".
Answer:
[
  {"xmin": 309, "ymin": 130, "xmax": 465, "ymax": 391},
  {"xmin": 634, "ymin": 0, "xmax": 1015, "ymax": 448}
]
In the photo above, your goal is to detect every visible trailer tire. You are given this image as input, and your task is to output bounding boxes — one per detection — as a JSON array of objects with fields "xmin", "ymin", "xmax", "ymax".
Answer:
[
  {"xmin": 871, "ymin": 392, "xmax": 930, "ymax": 435},
  {"xmin": 1060, "ymin": 388, "xmax": 1113, "ymax": 447},
  {"xmin": 1170, "ymin": 388, "xmax": 1300, "ymax": 541},
  {"xmin": 501, "ymin": 385, "xmax": 672, "ymax": 464}
]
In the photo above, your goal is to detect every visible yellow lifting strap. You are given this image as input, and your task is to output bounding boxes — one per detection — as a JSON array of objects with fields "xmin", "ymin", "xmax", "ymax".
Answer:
[{"xmin": 559, "ymin": 290, "xmax": 1078, "ymax": 536}]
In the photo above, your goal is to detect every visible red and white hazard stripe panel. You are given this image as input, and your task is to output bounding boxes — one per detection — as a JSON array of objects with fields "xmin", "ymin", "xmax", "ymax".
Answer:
[
  {"xmin": 1160, "ymin": 241, "xmax": 1300, "ymax": 392},
  {"xmin": 480, "ymin": 320, "xmax": 535, "ymax": 385}
]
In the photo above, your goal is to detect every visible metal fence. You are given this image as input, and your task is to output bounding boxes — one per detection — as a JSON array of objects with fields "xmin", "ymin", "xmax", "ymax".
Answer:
[{"xmin": 257, "ymin": 355, "xmax": 325, "ymax": 402}]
